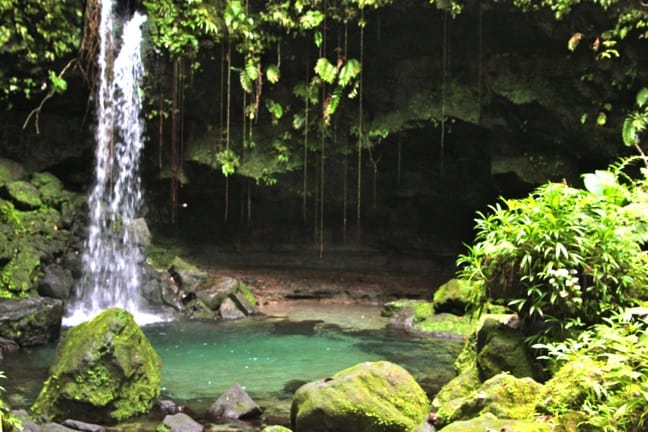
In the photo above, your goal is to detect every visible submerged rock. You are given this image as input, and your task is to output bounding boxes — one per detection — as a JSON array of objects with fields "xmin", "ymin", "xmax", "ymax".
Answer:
[
  {"xmin": 290, "ymin": 360, "xmax": 429, "ymax": 432},
  {"xmin": 0, "ymin": 297, "xmax": 62, "ymax": 346},
  {"xmin": 206, "ymin": 383, "xmax": 262, "ymax": 420},
  {"xmin": 31, "ymin": 308, "xmax": 161, "ymax": 422}
]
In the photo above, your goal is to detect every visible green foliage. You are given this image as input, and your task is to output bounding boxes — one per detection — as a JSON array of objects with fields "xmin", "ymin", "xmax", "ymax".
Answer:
[
  {"xmin": 458, "ymin": 161, "xmax": 648, "ymax": 343},
  {"xmin": 622, "ymin": 88, "xmax": 648, "ymax": 150},
  {"xmin": 535, "ymin": 307, "xmax": 648, "ymax": 431},
  {"xmin": 0, "ymin": 0, "xmax": 81, "ymax": 101},
  {"xmin": 216, "ymin": 149, "xmax": 240, "ymax": 177}
]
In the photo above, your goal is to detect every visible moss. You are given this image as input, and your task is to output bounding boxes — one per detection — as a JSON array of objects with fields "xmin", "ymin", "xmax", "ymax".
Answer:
[
  {"xmin": 32, "ymin": 308, "xmax": 162, "ymax": 422},
  {"xmin": 0, "ymin": 244, "xmax": 40, "ymax": 298},
  {"xmin": 381, "ymin": 299, "xmax": 420, "ymax": 317},
  {"xmin": 30, "ymin": 172, "xmax": 64, "ymax": 208},
  {"xmin": 261, "ymin": 426, "xmax": 293, "ymax": 432},
  {"xmin": 440, "ymin": 413, "xmax": 553, "ymax": 432},
  {"xmin": 237, "ymin": 281, "xmax": 257, "ymax": 307},
  {"xmin": 5, "ymin": 181, "xmax": 42, "ymax": 210},
  {"xmin": 432, "ymin": 279, "xmax": 473, "ymax": 315},
  {"xmin": 476, "ymin": 315, "xmax": 534, "ymax": 380},
  {"xmin": 412, "ymin": 312, "xmax": 473, "ymax": 338},
  {"xmin": 291, "ymin": 361, "xmax": 429, "ymax": 432}
]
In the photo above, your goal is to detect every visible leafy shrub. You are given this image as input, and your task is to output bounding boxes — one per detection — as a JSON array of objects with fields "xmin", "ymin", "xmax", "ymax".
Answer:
[
  {"xmin": 535, "ymin": 307, "xmax": 648, "ymax": 431},
  {"xmin": 458, "ymin": 159, "xmax": 648, "ymax": 343}
]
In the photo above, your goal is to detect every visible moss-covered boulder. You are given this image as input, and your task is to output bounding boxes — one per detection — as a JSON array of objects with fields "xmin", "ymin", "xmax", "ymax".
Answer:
[
  {"xmin": 4, "ymin": 181, "xmax": 42, "ymax": 210},
  {"xmin": 290, "ymin": 361, "xmax": 430, "ymax": 432},
  {"xmin": 434, "ymin": 373, "xmax": 543, "ymax": 426},
  {"xmin": 439, "ymin": 413, "xmax": 553, "ymax": 432},
  {"xmin": 31, "ymin": 308, "xmax": 161, "ymax": 422},
  {"xmin": 169, "ymin": 256, "xmax": 207, "ymax": 293},
  {"xmin": 0, "ymin": 242, "xmax": 40, "ymax": 298},
  {"xmin": 476, "ymin": 315, "xmax": 534, "ymax": 381},
  {"xmin": 382, "ymin": 300, "xmax": 472, "ymax": 337},
  {"xmin": 30, "ymin": 172, "xmax": 64, "ymax": 208},
  {"xmin": 432, "ymin": 279, "xmax": 473, "ymax": 315},
  {"xmin": 261, "ymin": 426, "xmax": 293, "ymax": 432},
  {"xmin": 536, "ymin": 356, "xmax": 604, "ymax": 416}
]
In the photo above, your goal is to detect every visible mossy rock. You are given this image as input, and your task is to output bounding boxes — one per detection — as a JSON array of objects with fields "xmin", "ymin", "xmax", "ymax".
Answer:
[
  {"xmin": 0, "ymin": 244, "xmax": 40, "ymax": 298},
  {"xmin": 412, "ymin": 312, "xmax": 473, "ymax": 338},
  {"xmin": 432, "ymin": 279, "xmax": 474, "ymax": 315},
  {"xmin": 30, "ymin": 172, "xmax": 64, "ymax": 208},
  {"xmin": 261, "ymin": 426, "xmax": 293, "ymax": 432},
  {"xmin": 5, "ymin": 181, "xmax": 42, "ymax": 210},
  {"xmin": 536, "ymin": 356, "xmax": 604, "ymax": 415},
  {"xmin": 381, "ymin": 299, "xmax": 422, "ymax": 318},
  {"xmin": 0, "ymin": 297, "xmax": 62, "ymax": 346},
  {"xmin": 439, "ymin": 413, "xmax": 552, "ymax": 432},
  {"xmin": 31, "ymin": 308, "xmax": 162, "ymax": 422},
  {"xmin": 169, "ymin": 256, "xmax": 207, "ymax": 293},
  {"xmin": 0, "ymin": 158, "xmax": 25, "ymax": 186},
  {"xmin": 476, "ymin": 315, "xmax": 534, "ymax": 381},
  {"xmin": 291, "ymin": 361, "xmax": 430, "ymax": 432}
]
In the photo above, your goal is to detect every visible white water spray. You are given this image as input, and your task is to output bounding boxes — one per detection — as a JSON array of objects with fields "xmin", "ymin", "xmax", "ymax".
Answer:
[{"xmin": 65, "ymin": 3, "xmax": 161, "ymax": 326}]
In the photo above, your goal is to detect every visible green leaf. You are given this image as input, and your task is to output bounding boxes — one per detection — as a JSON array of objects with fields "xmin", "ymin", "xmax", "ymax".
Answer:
[
  {"xmin": 266, "ymin": 64, "xmax": 280, "ymax": 84},
  {"xmin": 637, "ymin": 88, "xmax": 648, "ymax": 108},
  {"xmin": 338, "ymin": 58, "xmax": 361, "ymax": 87},
  {"xmin": 622, "ymin": 117, "xmax": 637, "ymax": 147},
  {"xmin": 48, "ymin": 70, "xmax": 67, "ymax": 94},
  {"xmin": 265, "ymin": 99, "xmax": 283, "ymax": 119},
  {"xmin": 245, "ymin": 61, "xmax": 258, "ymax": 81},
  {"xmin": 314, "ymin": 31, "xmax": 323, "ymax": 48},
  {"xmin": 596, "ymin": 112, "xmax": 607, "ymax": 126},
  {"xmin": 299, "ymin": 10, "xmax": 325, "ymax": 29},
  {"xmin": 314, "ymin": 57, "xmax": 337, "ymax": 84},
  {"xmin": 240, "ymin": 71, "xmax": 253, "ymax": 93}
]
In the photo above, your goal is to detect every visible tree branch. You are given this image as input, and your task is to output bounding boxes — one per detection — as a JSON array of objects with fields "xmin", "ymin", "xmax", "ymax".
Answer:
[{"xmin": 22, "ymin": 59, "xmax": 79, "ymax": 134}]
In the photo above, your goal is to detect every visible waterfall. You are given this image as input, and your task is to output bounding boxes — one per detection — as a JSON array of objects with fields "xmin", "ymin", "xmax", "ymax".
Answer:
[{"xmin": 64, "ymin": 2, "xmax": 161, "ymax": 326}]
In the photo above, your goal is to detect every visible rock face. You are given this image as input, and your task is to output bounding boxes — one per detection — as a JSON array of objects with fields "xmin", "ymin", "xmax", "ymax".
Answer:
[
  {"xmin": 290, "ymin": 361, "xmax": 429, "ymax": 432},
  {"xmin": 31, "ymin": 308, "xmax": 162, "ymax": 422},
  {"xmin": 206, "ymin": 383, "xmax": 262, "ymax": 420},
  {"xmin": 0, "ymin": 297, "xmax": 62, "ymax": 346}
]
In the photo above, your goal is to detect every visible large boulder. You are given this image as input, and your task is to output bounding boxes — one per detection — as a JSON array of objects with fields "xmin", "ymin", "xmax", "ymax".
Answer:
[
  {"xmin": 31, "ymin": 308, "xmax": 162, "ymax": 422},
  {"xmin": 163, "ymin": 413, "xmax": 203, "ymax": 432},
  {"xmin": 38, "ymin": 265, "xmax": 74, "ymax": 299},
  {"xmin": 0, "ymin": 297, "xmax": 62, "ymax": 346},
  {"xmin": 475, "ymin": 315, "xmax": 534, "ymax": 381},
  {"xmin": 4, "ymin": 181, "xmax": 42, "ymax": 210},
  {"xmin": 433, "ymin": 372, "xmax": 543, "ymax": 426},
  {"xmin": 290, "ymin": 361, "xmax": 430, "ymax": 432},
  {"xmin": 432, "ymin": 279, "xmax": 473, "ymax": 315}
]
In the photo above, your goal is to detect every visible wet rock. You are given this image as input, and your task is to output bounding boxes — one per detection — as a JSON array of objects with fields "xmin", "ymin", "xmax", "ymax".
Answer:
[
  {"xmin": 62, "ymin": 419, "xmax": 105, "ymax": 432},
  {"xmin": 62, "ymin": 249, "xmax": 83, "ymax": 279},
  {"xmin": 0, "ymin": 297, "xmax": 62, "ymax": 346},
  {"xmin": 152, "ymin": 399, "xmax": 187, "ymax": 416},
  {"xmin": 30, "ymin": 172, "xmax": 64, "ymax": 208},
  {"xmin": 127, "ymin": 217, "xmax": 151, "ymax": 247},
  {"xmin": 230, "ymin": 288, "xmax": 259, "ymax": 316},
  {"xmin": 291, "ymin": 361, "xmax": 430, "ymax": 432},
  {"xmin": 38, "ymin": 265, "xmax": 74, "ymax": 299},
  {"xmin": 218, "ymin": 297, "xmax": 246, "ymax": 320},
  {"xmin": 169, "ymin": 257, "xmax": 208, "ymax": 293},
  {"xmin": 4, "ymin": 180, "xmax": 42, "ymax": 210},
  {"xmin": 207, "ymin": 383, "xmax": 262, "ymax": 420},
  {"xmin": 163, "ymin": 412, "xmax": 203, "ymax": 432},
  {"xmin": 282, "ymin": 379, "xmax": 308, "ymax": 395},
  {"xmin": 31, "ymin": 308, "xmax": 161, "ymax": 422},
  {"xmin": 195, "ymin": 276, "xmax": 238, "ymax": 310}
]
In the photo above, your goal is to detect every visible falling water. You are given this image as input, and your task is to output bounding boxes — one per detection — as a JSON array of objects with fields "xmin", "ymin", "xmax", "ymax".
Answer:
[{"xmin": 65, "ymin": 3, "xmax": 160, "ymax": 326}]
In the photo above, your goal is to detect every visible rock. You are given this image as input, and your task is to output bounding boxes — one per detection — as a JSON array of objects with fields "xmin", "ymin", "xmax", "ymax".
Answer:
[
  {"xmin": 476, "ymin": 315, "xmax": 534, "ymax": 381},
  {"xmin": 5, "ymin": 181, "xmax": 42, "ymax": 210},
  {"xmin": 30, "ymin": 172, "xmax": 64, "ymax": 208},
  {"xmin": 126, "ymin": 218, "xmax": 151, "ymax": 247},
  {"xmin": 207, "ymin": 383, "xmax": 262, "ymax": 420},
  {"xmin": 0, "ymin": 297, "xmax": 62, "ymax": 346},
  {"xmin": 38, "ymin": 265, "xmax": 74, "ymax": 299},
  {"xmin": 0, "ymin": 158, "xmax": 25, "ymax": 185},
  {"xmin": 218, "ymin": 297, "xmax": 246, "ymax": 320},
  {"xmin": 439, "ymin": 413, "xmax": 552, "ymax": 432},
  {"xmin": 536, "ymin": 356, "xmax": 603, "ymax": 415},
  {"xmin": 383, "ymin": 300, "xmax": 471, "ymax": 337},
  {"xmin": 31, "ymin": 308, "xmax": 161, "ymax": 422},
  {"xmin": 261, "ymin": 427, "xmax": 293, "ymax": 432},
  {"xmin": 434, "ymin": 372, "xmax": 543, "ymax": 426},
  {"xmin": 0, "ymin": 242, "xmax": 41, "ymax": 297},
  {"xmin": 290, "ymin": 361, "xmax": 430, "ymax": 432},
  {"xmin": 169, "ymin": 257, "xmax": 207, "ymax": 293},
  {"xmin": 432, "ymin": 279, "xmax": 473, "ymax": 315},
  {"xmin": 152, "ymin": 400, "xmax": 186, "ymax": 416},
  {"xmin": 40, "ymin": 423, "xmax": 77, "ymax": 432},
  {"xmin": 195, "ymin": 276, "xmax": 239, "ymax": 310},
  {"xmin": 0, "ymin": 336, "xmax": 19, "ymax": 359},
  {"xmin": 62, "ymin": 419, "xmax": 105, "ymax": 432},
  {"xmin": 62, "ymin": 250, "xmax": 83, "ymax": 279},
  {"xmin": 19, "ymin": 420, "xmax": 41, "ymax": 432},
  {"xmin": 163, "ymin": 413, "xmax": 203, "ymax": 432},
  {"xmin": 229, "ymin": 284, "xmax": 259, "ymax": 315}
]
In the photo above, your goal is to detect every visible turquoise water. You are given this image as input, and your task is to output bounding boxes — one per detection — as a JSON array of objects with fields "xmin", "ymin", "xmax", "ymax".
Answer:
[{"xmin": 1, "ymin": 303, "xmax": 463, "ymax": 424}]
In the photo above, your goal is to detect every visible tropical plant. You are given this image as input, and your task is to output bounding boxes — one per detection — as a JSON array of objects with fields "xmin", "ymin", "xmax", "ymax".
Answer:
[
  {"xmin": 535, "ymin": 307, "xmax": 648, "ymax": 431},
  {"xmin": 458, "ymin": 159, "xmax": 648, "ymax": 343}
]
